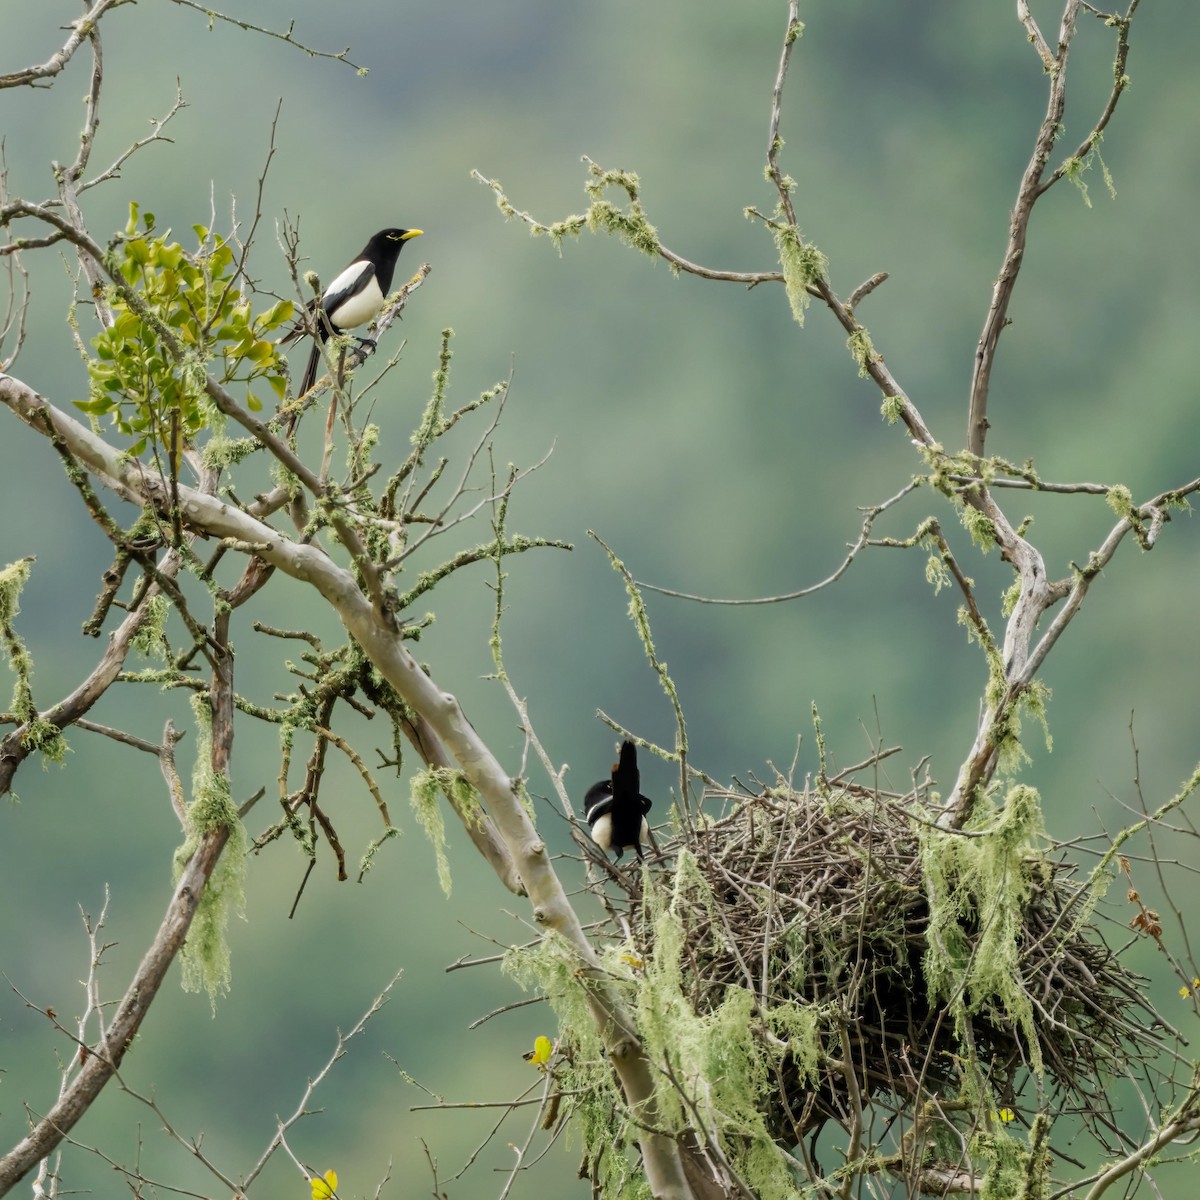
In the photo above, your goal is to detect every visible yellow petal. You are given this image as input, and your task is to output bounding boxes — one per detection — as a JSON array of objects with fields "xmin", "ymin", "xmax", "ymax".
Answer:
[{"xmin": 311, "ymin": 1168, "xmax": 337, "ymax": 1200}]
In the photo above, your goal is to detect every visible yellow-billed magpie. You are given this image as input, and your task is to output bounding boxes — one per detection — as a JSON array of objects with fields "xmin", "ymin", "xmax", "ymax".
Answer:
[
  {"xmin": 284, "ymin": 227, "xmax": 423, "ymax": 398},
  {"xmin": 584, "ymin": 740, "xmax": 653, "ymax": 863}
]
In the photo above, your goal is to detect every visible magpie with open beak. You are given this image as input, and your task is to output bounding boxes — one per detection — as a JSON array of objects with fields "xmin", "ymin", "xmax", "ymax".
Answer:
[
  {"xmin": 584, "ymin": 740, "xmax": 653, "ymax": 863},
  {"xmin": 282, "ymin": 227, "xmax": 423, "ymax": 399}
]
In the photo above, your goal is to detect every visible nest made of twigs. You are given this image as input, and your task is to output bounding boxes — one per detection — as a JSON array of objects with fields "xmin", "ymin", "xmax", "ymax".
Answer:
[{"xmin": 590, "ymin": 774, "xmax": 1170, "ymax": 1146}]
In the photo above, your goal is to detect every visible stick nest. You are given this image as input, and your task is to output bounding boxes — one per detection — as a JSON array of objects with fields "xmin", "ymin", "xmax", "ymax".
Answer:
[{"xmin": 591, "ymin": 773, "xmax": 1172, "ymax": 1146}]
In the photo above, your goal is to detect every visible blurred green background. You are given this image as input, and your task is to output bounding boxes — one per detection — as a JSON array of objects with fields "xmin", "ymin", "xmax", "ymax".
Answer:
[{"xmin": 2, "ymin": 2, "xmax": 1198, "ymax": 1196}]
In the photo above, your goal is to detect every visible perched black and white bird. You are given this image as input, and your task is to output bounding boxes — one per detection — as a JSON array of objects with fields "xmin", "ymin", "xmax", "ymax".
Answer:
[
  {"xmin": 584, "ymin": 740, "xmax": 653, "ymax": 862},
  {"xmin": 283, "ymin": 227, "xmax": 423, "ymax": 399}
]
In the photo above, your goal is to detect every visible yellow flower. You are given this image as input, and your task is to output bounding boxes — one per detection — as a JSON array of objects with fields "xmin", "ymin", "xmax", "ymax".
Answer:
[
  {"xmin": 996, "ymin": 1108, "xmax": 1015, "ymax": 1123},
  {"xmin": 310, "ymin": 1169, "xmax": 338, "ymax": 1200},
  {"xmin": 524, "ymin": 1035, "xmax": 553, "ymax": 1070},
  {"xmin": 1181, "ymin": 986, "xmax": 1191, "ymax": 998}
]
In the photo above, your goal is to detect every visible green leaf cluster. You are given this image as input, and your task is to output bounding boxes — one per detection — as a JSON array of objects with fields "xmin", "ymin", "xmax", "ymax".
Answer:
[{"xmin": 78, "ymin": 204, "xmax": 293, "ymax": 456}]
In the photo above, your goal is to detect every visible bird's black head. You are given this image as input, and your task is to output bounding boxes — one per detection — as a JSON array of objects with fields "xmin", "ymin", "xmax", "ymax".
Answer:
[
  {"xmin": 371, "ymin": 227, "xmax": 423, "ymax": 248},
  {"xmin": 359, "ymin": 228, "xmax": 423, "ymax": 292}
]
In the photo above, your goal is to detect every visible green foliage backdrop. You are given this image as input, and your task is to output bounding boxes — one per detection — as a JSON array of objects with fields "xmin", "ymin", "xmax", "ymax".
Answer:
[{"xmin": 2, "ymin": 2, "xmax": 1199, "ymax": 1197}]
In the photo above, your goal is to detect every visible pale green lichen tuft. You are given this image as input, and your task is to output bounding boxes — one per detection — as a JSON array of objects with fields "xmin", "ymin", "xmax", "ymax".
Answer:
[
  {"xmin": 847, "ymin": 327, "xmax": 878, "ymax": 378},
  {"xmin": 201, "ymin": 433, "xmax": 259, "ymax": 471},
  {"xmin": 926, "ymin": 553, "xmax": 952, "ymax": 595},
  {"xmin": 1062, "ymin": 156, "xmax": 1093, "ymax": 208},
  {"xmin": 131, "ymin": 593, "xmax": 170, "ymax": 660},
  {"xmin": 0, "ymin": 558, "xmax": 68, "ymax": 765},
  {"xmin": 773, "ymin": 225, "xmax": 827, "ymax": 326},
  {"xmin": 174, "ymin": 694, "xmax": 246, "ymax": 1011},
  {"xmin": 973, "ymin": 1127, "xmax": 1029, "ymax": 1200},
  {"xmin": 586, "ymin": 199, "xmax": 661, "ymax": 259},
  {"xmin": 920, "ymin": 784, "xmax": 1049, "ymax": 1076},
  {"xmin": 409, "ymin": 767, "xmax": 479, "ymax": 896},
  {"xmin": 1105, "ymin": 483, "xmax": 1134, "ymax": 518},
  {"xmin": 358, "ymin": 826, "xmax": 400, "ymax": 879},
  {"xmin": 1000, "ymin": 579, "xmax": 1021, "ymax": 618},
  {"xmin": 960, "ymin": 505, "xmax": 997, "ymax": 552}
]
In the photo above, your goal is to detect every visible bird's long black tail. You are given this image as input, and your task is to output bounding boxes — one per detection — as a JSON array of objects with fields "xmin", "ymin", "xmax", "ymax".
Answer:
[
  {"xmin": 283, "ymin": 340, "xmax": 324, "ymax": 435},
  {"xmin": 299, "ymin": 340, "xmax": 322, "ymax": 398}
]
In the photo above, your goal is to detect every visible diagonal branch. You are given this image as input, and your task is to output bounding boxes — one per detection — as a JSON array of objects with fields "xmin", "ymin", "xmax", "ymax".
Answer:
[
  {"xmin": 0, "ymin": 823, "xmax": 232, "ymax": 1193},
  {"xmin": 0, "ymin": 375, "xmax": 700, "ymax": 1199},
  {"xmin": 0, "ymin": 0, "xmax": 130, "ymax": 91},
  {"xmin": 968, "ymin": 0, "xmax": 1083, "ymax": 456}
]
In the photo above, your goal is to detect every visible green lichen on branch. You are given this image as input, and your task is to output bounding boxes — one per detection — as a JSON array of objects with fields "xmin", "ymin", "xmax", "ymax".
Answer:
[
  {"xmin": 409, "ymin": 766, "xmax": 480, "ymax": 896},
  {"xmin": 470, "ymin": 159, "xmax": 662, "ymax": 261},
  {"xmin": 130, "ymin": 593, "xmax": 170, "ymax": 660},
  {"xmin": 773, "ymin": 224, "xmax": 827, "ymax": 327},
  {"xmin": 503, "ymin": 935, "xmax": 637, "ymax": 1196},
  {"xmin": 920, "ymin": 784, "xmax": 1050, "ymax": 1075},
  {"xmin": 632, "ymin": 856, "xmax": 822, "ymax": 1199},
  {"xmin": 0, "ymin": 557, "xmax": 67, "ymax": 765},
  {"xmin": 592, "ymin": 532, "xmax": 688, "ymax": 763},
  {"xmin": 1105, "ymin": 483, "xmax": 1134, "ymax": 519},
  {"xmin": 981, "ymin": 665, "xmax": 1053, "ymax": 777},
  {"xmin": 173, "ymin": 695, "xmax": 246, "ymax": 1010},
  {"xmin": 469, "ymin": 171, "xmax": 588, "ymax": 252},
  {"xmin": 880, "ymin": 392, "xmax": 905, "ymax": 424},
  {"xmin": 847, "ymin": 326, "xmax": 878, "ymax": 378},
  {"xmin": 504, "ymin": 861, "xmax": 824, "ymax": 1200},
  {"xmin": 960, "ymin": 503, "xmax": 998, "ymax": 553},
  {"xmin": 1063, "ymin": 140, "xmax": 1116, "ymax": 209}
]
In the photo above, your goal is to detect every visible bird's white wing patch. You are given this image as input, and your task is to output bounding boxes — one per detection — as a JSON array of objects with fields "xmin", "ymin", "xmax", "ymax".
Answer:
[{"xmin": 322, "ymin": 263, "xmax": 384, "ymax": 332}]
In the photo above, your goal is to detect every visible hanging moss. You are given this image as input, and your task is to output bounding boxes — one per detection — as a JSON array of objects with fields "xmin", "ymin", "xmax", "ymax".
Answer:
[
  {"xmin": 173, "ymin": 694, "xmax": 246, "ymax": 1011},
  {"xmin": 847, "ymin": 327, "xmax": 878, "ymax": 378},
  {"xmin": 920, "ymin": 785, "xmax": 1048, "ymax": 1075},
  {"xmin": 409, "ymin": 766, "xmax": 481, "ymax": 896},
  {"xmin": 0, "ymin": 557, "xmax": 68, "ymax": 767},
  {"xmin": 503, "ymin": 935, "xmax": 642, "ymax": 1198},
  {"xmin": 773, "ymin": 225, "xmax": 828, "ymax": 327}
]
